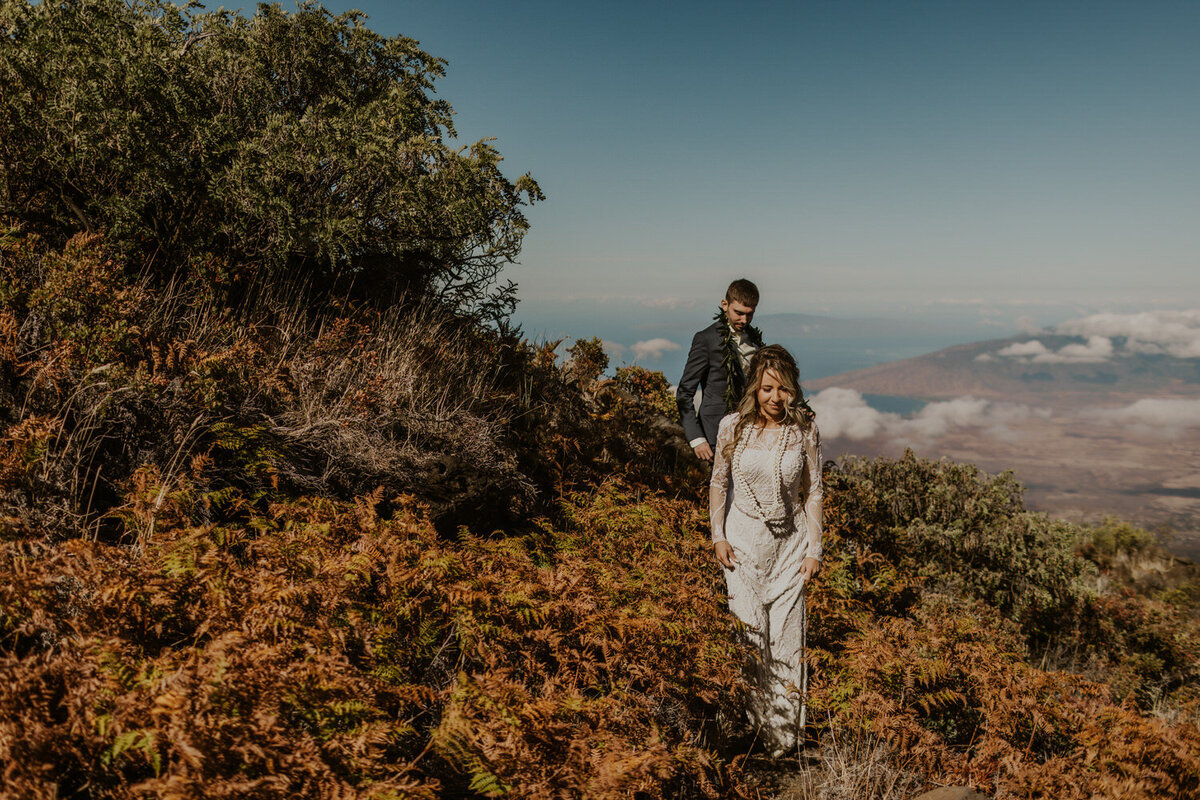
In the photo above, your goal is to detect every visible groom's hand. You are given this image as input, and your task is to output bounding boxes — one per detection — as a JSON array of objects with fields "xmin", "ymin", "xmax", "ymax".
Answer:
[{"xmin": 693, "ymin": 442, "xmax": 713, "ymax": 462}]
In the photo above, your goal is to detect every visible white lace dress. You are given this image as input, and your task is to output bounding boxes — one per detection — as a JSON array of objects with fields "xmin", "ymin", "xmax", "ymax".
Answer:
[{"xmin": 710, "ymin": 413, "xmax": 823, "ymax": 752}]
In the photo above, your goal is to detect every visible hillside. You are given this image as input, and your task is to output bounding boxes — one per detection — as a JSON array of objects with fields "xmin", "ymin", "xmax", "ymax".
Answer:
[
  {"xmin": 2, "ymin": 238, "xmax": 1199, "ymax": 799},
  {"xmin": 3, "ymin": 4, "xmax": 1200, "ymax": 799}
]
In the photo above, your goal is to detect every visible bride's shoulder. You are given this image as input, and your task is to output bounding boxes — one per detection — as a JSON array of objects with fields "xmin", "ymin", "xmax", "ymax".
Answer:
[
  {"xmin": 799, "ymin": 418, "xmax": 820, "ymax": 445},
  {"xmin": 717, "ymin": 413, "xmax": 739, "ymax": 436}
]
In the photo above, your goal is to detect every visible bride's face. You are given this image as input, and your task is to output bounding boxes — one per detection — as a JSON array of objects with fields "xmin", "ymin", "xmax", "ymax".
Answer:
[{"xmin": 757, "ymin": 368, "xmax": 792, "ymax": 421}]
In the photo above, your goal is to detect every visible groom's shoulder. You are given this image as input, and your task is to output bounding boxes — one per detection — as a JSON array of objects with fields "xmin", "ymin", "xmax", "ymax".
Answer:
[
  {"xmin": 686, "ymin": 322, "xmax": 721, "ymax": 355},
  {"xmin": 692, "ymin": 320, "xmax": 722, "ymax": 341}
]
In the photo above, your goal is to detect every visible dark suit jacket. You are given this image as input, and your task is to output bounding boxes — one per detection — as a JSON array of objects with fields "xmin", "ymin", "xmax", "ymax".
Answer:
[{"xmin": 676, "ymin": 322, "xmax": 756, "ymax": 446}]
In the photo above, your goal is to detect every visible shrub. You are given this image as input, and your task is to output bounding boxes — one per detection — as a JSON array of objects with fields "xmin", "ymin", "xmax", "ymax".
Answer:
[
  {"xmin": 811, "ymin": 451, "xmax": 1200, "ymax": 796},
  {"xmin": 565, "ymin": 337, "xmax": 609, "ymax": 387},
  {"xmin": 826, "ymin": 452, "xmax": 1095, "ymax": 640},
  {"xmin": 811, "ymin": 593, "xmax": 1200, "ymax": 799},
  {"xmin": 614, "ymin": 365, "xmax": 679, "ymax": 422},
  {"xmin": 0, "ymin": 231, "xmax": 548, "ymax": 537},
  {"xmin": 0, "ymin": 0, "xmax": 541, "ymax": 319}
]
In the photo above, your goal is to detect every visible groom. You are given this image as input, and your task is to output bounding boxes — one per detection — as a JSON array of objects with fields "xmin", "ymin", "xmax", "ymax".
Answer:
[{"xmin": 676, "ymin": 279, "xmax": 763, "ymax": 462}]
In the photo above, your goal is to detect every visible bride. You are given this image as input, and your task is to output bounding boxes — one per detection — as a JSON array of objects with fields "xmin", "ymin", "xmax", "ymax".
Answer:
[{"xmin": 709, "ymin": 344, "xmax": 823, "ymax": 755}]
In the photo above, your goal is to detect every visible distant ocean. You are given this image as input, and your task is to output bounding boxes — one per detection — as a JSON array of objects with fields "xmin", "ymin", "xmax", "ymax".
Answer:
[
  {"xmin": 773, "ymin": 334, "xmax": 968, "ymax": 382},
  {"xmin": 513, "ymin": 301, "xmax": 1009, "ymax": 401}
]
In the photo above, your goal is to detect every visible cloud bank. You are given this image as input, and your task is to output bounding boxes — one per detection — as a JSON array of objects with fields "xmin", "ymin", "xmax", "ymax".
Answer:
[
  {"xmin": 1045, "ymin": 335, "xmax": 1114, "ymax": 363},
  {"xmin": 1057, "ymin": 310, "xmax": 1200, "ymax": 359},
  {"xmin": 979, "ymin": 310, "xmax": 1200, "ymax": 364},
  {"xmin": 631, "ymin": 338, "xmax": 681, "ymax": 362},
  {"xmin": 990, "ymin": 335, "xmax": 1113, "ymax": 364},
  {"xmin": 810, "ymin": 388, "xmax": 1048, "ymax": 445},
  {"xmin": 1087, "ymin": 398, "xmax": 1200, "ymax": 438},
  {"xmin": 995, "ymin": 340, "xmax": 1051, "ymax": 358}
]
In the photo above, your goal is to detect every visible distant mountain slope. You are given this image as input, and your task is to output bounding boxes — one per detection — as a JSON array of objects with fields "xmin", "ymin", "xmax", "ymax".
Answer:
[
  {"xmin": 808, "ymin": 334, "xmax": 1200, "ymax": 406},
  {"xmin": 807, "ymin": 331, "xmax": 1200, "ymax": 561}
]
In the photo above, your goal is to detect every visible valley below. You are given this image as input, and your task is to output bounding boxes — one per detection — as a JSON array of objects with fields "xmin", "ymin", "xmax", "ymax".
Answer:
[{"xmin": 808, "ymin": 334, "xmax": 1200, "ymax": 560}]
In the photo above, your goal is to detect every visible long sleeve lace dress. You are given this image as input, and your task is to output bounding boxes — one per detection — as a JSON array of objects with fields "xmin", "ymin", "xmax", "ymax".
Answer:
[{"xmin": 710, "ymin": 412, "xmax": 823, "ymax": 753}]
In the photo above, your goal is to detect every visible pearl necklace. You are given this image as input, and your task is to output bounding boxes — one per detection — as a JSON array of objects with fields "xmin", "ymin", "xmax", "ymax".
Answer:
[{"xmin": 732, "ymin": 422, "xmax": 792, "ymax": 533}]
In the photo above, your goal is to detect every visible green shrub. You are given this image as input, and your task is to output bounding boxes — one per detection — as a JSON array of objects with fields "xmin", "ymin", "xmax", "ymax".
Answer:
[
  {"xmin": 565, "ymin": 336, "xmax": 609, "ymax": 386},
  {"xmin": 1, "ymin": 0, "xmax": 541, "ymax": 319},
  {"xmin": 1078, "ymin": 516, "xmax": 1159, "ymax": 567},
  {"xmin": 827, "ymin": 452, "xmax": 1094, "ymax": 637},
  {"xmin": 614, "ymin": 365, "xmax": 679, "ymax": 422}
]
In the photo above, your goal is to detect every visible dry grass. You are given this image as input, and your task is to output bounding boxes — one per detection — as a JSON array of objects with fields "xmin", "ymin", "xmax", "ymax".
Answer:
[
  {"xmin": 742, "ymin": 728, "xmax": 926, "ymax": 800},
  {"xmin": 1, "ymin": 232, "xmax": 554, "ymax": 536},
  {"xmin": 803, "ymin": 728, "xmax": 925, "ymax": 800},
  {"xmin": 265, "ymin": 300, "xmax": 530, "ymax": 506}
]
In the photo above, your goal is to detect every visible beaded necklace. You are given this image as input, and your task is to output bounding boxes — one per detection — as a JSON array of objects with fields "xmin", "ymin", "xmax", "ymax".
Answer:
[{"xmin": 731, "ymin": 421, "xmax": 792, "ymax": 534}]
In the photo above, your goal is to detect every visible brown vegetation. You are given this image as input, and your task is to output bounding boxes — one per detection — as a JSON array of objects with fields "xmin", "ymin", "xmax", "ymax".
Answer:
[
  {"xmin": 3, "ymin": 229, "xmax": 1200, "ymax": 799},
  {"xmin": 1, "ymin": 12, "xmax": 1199, "ymax": 787},
  {"xmin": 0, "ymin": 231, "xmax": 700, "ymax": 539},
  {"xmin": 0, "ymin": 480, "xmax": 745, "ymax": 798}
]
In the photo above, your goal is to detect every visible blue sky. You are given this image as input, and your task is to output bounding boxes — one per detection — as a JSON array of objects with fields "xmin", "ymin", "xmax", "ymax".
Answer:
[{"xmin": 321, "ymin": 0, "xmax": 1200, "ymax": 332}]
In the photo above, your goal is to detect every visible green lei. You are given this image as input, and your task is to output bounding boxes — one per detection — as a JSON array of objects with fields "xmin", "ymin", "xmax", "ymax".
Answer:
[{"xmin": 714, "ymin": 308, "xmax": 763, "ymax": 412}]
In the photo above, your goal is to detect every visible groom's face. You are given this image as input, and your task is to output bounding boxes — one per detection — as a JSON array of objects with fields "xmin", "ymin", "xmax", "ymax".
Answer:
[{"xmin": 721, "ymin": 299, "xmax": 756, "ymax": 332}]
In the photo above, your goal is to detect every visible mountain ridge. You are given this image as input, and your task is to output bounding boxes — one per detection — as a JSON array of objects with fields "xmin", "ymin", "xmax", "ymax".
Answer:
[
  {"xmin": 806, "ymin": 332, "xmax": 1200, "ymax": 560},
  {"xmin": 808, "ymin": 333, "xmax": 1200, "ymax": 406}
]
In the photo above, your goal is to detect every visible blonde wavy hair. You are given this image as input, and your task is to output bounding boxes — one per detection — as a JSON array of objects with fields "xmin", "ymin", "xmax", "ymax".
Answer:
[{"xmin": 722, "ymin": 344, "xmax": 815, "ymax": 460}]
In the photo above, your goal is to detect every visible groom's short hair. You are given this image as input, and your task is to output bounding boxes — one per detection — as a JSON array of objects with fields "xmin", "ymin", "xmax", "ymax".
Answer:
[{"xmin": 725, "ymin": 279, "xmax": 759, "ymax": 307}]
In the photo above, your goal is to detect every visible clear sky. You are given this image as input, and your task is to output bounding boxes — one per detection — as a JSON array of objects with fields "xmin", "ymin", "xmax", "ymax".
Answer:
[{"xmin": 321, "ymin": 0, "xmax": 1200, "ymax": 326}]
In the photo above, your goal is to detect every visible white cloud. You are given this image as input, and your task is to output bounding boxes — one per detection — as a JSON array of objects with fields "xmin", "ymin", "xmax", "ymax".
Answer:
[
  {"xmin": 1087, "ymin": 398, "xmax": 1200, "ymax": 438},
  {"xmin": 809, "ymin": 388, "xmax": 893, "ymax": 440},
  {"xmin": 1031, "ymin": 335, "xmax": 1113, "ymax": 364},
  {"xmin": 997, "ymin": 340, "xmax": 1051, "ymax": 358},
  {"xmin": 895, "ymin": 396, "xmax": 992, "ymax": 440},
  {"xmin": 982, "ymin": 309, "xmax": 1200, "ymax": 364},
  {"xmin": 600, "ymin": 340, "xmax": 627, "ymax": 360},
  {"xmin": 992, "ymin": 335, "xmax": 1113, "ymax": 364},
  {"xmin": 895, "ymin": 396, "xmax": 1048, "ymax": 442},
  {"xmin": 631, "ymin": 338, "xmax": 682, "ymax": 362},
  {"xmin": 1057, "ymin": 310, "xmax": 1200, "ymax": 359},
  {"xmin": 810, "ymin": 388, "xmax": 1047, "ymax": 445}
]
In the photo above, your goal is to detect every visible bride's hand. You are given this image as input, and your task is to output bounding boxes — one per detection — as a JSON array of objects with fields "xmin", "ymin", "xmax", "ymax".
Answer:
[
  {"xmin": 799, "ymin": 557, "xmax": 820, "ymax": 582},
  {"xmin": 714, "ymin": 540, "xmax": 737, "ymax": 569}
]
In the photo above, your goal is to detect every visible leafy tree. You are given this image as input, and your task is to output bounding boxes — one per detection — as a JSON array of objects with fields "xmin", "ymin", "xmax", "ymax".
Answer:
[{"xmin": 0, "ymin": 0, "xmax": 541, "ymax": 319}]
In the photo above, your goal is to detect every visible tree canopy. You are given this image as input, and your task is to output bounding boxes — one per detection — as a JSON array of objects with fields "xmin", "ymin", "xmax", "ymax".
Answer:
[{"xmin": 0, "ymin": 0, "xmax": 541, "ymax": 318}]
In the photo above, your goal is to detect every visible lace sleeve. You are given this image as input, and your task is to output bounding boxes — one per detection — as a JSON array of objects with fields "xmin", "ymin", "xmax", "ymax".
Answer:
[
  {"xmin": 709, "ymin": 416, "xmax": 736, "ymax": 542},
  {"xmin": 800, "ymin": 422, "xmax": 824, "ymax": 561}
]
